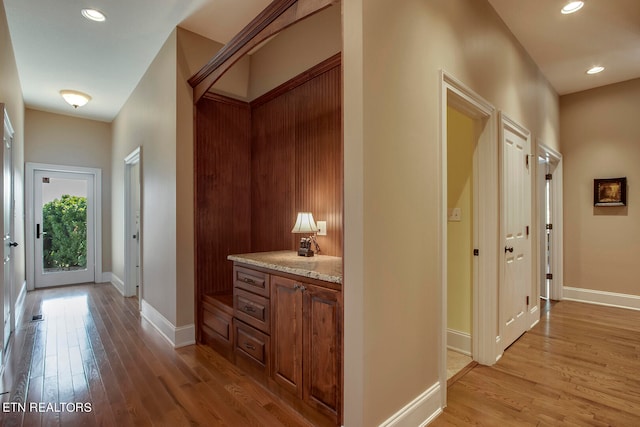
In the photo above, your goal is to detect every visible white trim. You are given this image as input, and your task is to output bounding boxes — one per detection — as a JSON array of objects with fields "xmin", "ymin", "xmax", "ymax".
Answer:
[
  {"xmin": 108, "ymin": 272, "xmax": 125, "ymax": 296},
  {"xmin": 124, "ymin": 147, "xmax": 142, "ymax": 300},
  {"xmin": 563, "ymin": 287, "xmax": 640, "ymax": 311},
  {"xmin": 378, "ymin": 382, "xmax": 442, "ymax": 427},
  {"xmin": 440, "ymin": 69, "xmax": 499, "ymax": 404},
  {"xmin": 537, "ymin": 143, "xmax": 563, "ymax": 301},
  {"xmin": 25, "ymin": 163, "xmax": 102, "ymax": 290},
  {"xmin": 140, "ymin": 299, "xmax": 196, "ymax": 348},
  {"xmin": 14, "ymin": 281, "xmax": 26, "ymax": 329},
  {"xmin": 447, "ymin": 329, "xmax": 471, "ymax": 356}
]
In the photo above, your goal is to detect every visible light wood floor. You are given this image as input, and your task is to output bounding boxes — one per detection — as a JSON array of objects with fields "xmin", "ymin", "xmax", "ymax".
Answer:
[
  {"xmin": 0, "ymin": 283, "xmax": 315, "ymax": 427},
  {"xmin": 434, "ymin": 300, "xmax": 640, "ymax": 425}
]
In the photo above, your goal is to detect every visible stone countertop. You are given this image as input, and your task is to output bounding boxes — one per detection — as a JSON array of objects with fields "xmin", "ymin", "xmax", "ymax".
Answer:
[{"xmin": 227, "ymin": 250, "xmax": 342, "ymax": 285}]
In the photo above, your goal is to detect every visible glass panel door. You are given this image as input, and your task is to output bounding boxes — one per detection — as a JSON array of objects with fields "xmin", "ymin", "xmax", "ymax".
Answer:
[{"xmin": 34, "ymin": 170, "xmax": 94, "ymax": 287}]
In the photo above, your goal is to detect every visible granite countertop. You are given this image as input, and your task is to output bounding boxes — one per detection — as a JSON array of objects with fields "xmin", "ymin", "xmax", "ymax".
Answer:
[{"xmin": 227, "ymin": 250, "xmax": 342, "ymax": 285}]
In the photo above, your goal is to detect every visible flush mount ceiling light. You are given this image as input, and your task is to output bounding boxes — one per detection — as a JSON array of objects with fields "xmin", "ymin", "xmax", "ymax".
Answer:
[
  {"xmin": 586, "ymin": 66, "xmax": 605, "ymax": 75},
  {"xmin": 81, "ymin": 8, "xmax": 106, "ymax": 22},
  {"xmin": 60, "ymin": 90, "xmax": 92, "ymax": 108},
  {"xmin": 561, "ymin": 1, "xmax": 584, "ymax": 14}
]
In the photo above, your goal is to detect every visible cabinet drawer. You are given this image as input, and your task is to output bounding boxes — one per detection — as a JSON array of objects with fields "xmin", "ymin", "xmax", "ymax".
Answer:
[
  {"xmin": 234, "ymin": 266, "xmax": 270, "ymax": 297},
  {"xmin": 234, "ymin": 319, "xmax": 270, "ymax": 372},
  {"xmin": 234, "ymin": 288, "xmax": 270, "ymax": 333},
  {"xmin": 202, "ymin": 303, "xmax": 232, "ymax": 343}
]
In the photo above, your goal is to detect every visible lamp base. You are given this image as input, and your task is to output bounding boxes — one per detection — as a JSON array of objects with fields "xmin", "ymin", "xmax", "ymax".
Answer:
[{"xmin": 297, "ymin": 247, "xmax": 315, "ymax": 257}]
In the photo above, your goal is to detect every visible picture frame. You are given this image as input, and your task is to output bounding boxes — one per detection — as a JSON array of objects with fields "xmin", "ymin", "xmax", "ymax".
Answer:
[{"xmin": 594, "ymin": 177, "xmax": 627, "ymax": 206}]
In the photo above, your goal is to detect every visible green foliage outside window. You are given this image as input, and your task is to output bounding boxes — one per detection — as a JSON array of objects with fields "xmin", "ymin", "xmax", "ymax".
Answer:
[{"xmin": 42, "ymin": 194, "xmax": 87, "ymax": 270}]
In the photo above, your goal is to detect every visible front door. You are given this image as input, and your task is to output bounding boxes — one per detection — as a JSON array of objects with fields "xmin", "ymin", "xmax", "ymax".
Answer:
[
  {"xmin": 34, "ymin": 170, "xmax": 95, "ymax": 288},
  {"xmin": 501, "ymin": 115, "xmax": 531, "ymax": 350}
]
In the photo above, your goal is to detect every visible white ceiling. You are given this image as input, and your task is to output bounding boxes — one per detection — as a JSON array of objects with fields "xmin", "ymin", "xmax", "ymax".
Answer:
[
  {"xmin": 4, "ymin": 0, "xmax": 640, "ymax": 122},
  {"xmin": 488, "ymin": 0, "xmax": 640, "ymax": 95}
]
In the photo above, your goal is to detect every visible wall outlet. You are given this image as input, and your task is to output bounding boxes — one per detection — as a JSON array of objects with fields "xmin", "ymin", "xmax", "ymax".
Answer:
[
  {"xmin": 448, "ymin": 208, "xmax": 462, "ymax": 222},
  {"xmin": 317, "ymin": 220, "xmax": 327, "ymax": 236}
]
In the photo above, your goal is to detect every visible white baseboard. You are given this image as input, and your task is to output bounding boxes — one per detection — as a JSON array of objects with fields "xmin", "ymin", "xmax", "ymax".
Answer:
[
  {"xmin": 14, "ymin": 281, "xmax": 27, "ymax": 329},
  {"xmin": 140, "ymin": 299, "xmax": 195, "ymax": 348},
  {"xmin": 108, "ymin": 272, "xmax": 125, "ymax": 296},
  {"xmin": 563, "ymin": 286, "xmax": 640, "ymax": 311},
  {"xmin": 446, "ymin": 329, "xmax": 471, "ymax": 356},
  {"xmin": 378, "ymin": 382, "xmax": 442, "ymax": 427}
]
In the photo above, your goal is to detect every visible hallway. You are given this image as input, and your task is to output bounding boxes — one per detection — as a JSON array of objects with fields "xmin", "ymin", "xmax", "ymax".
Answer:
[{"xmin": 0, "ymin": 283, "xmax": 314, "ymax": 426}]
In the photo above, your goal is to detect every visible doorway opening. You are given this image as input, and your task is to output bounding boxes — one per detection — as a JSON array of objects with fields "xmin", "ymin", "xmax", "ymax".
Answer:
[
  {"xmin": 440, "ymin": 71, "xmax": 498, "ymax": 403},
  {"xmin": 537, "ymin": 145, "xmax": 563, "ymax": 302},
  {"xmin": 124, "ymin": 147, "xmax": 142, "ymax": 307},
  {"xmin": 26, "ymin": 163, "xmax": 102, "ymax": 290}
]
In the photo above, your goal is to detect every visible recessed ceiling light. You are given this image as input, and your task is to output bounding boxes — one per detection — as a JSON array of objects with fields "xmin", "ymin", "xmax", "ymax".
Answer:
[
  {"xmin": 60, "ymin": 90, "xmax": 92, "ymax": 108},
  {"xmin": 561, "ymin": 1, "xmax": 584, "ymax": 14},
  {"xmin": 586, "ymin": 66, "xmax": 605, "ymax": 75},
  {"xmin": 81, "ymin": 8, "xmax": 106, "ymax": 22},
  {"xmin": 587, "ymin": 65, "xmax": 604, "ymax": 74}
]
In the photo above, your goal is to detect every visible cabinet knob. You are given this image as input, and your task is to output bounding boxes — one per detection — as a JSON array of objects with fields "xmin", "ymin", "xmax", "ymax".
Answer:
[
  {"xmin": 244, "ymin": 342, "xmax": 255, "ymax": 351},
  {"xmin": 243, "ymin": 305, "xmax": 256, "ymax": 313},
  {"xmin": 243, "ymin": 277, "xmax": 256, "ymax": 285}
]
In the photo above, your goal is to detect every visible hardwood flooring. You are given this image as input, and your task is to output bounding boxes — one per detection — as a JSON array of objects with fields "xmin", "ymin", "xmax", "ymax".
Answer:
[
  {"xmin": 434, "ymin": 300, "xmax": 640, "ymax": 426},
  {"xmin": 0, "ymin": 283, "xmax": 315, "ymax": 427}
]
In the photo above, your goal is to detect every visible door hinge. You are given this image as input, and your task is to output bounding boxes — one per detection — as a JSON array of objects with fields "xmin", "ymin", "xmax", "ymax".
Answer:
[
  {"xmin": 546, "ymin": 273, "xmax": 553, "ymax": 280},
  {"xmin": 526, "ymin": 296, "xmax": 530, "ymax": 305},
  {"xmin": 473, "ymin": 249, "xmax": 479, "ymax": 256},
  {"xmin": 546, "ymin": 224, "xmax": 553, "ymax": 230},
  {"xmin": 545, "ymin": 173, "xmax": 553, "ymax": 180},
  {"xmin": 526, "ymin": 155, "xmax": 529, "ymax": 168},
  {"xmin": 526, "ymin": 225, "xmax": 530, "ymax": 236}
]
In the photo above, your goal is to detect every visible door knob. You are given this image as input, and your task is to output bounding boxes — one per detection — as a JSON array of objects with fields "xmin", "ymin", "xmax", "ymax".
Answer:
[
  {"xmin": 9, "ymin": 241, "xmax": 18, "ymax": 247},
  {"xmin": 504, "ymin": 246, "xmax": 513, "ymax": 253}
]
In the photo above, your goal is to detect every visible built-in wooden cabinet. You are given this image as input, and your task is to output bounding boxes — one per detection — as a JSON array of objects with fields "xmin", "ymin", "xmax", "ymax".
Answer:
[
  {"xmin": 229, "ymin": 258, "xmax": 342, "ymax": 426},
  {"xmin": 271, "ymin": 275, "xmax": 342, "ymax": 420}
]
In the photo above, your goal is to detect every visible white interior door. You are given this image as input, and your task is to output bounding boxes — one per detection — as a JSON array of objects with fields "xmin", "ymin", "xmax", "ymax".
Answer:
[
  {"xmin": 34, "ymin": 170, "xmax": 95, "ymax": 288},
  {"xmin": 501, "ymin": 116, "xmax": 531, "ymax": 350},
  {"xmin": 2, "ymin": 107, "xmax": 15, "ymax": 355}
]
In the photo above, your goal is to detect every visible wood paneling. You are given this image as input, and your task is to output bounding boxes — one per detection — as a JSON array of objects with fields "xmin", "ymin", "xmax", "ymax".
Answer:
[
  {"xmin": 251, "ymin": 56, "xmax": 343, "ymax": 256},
  {"xmin": 195, "ymin": 94, "xmax": 251, "ymax": 298}
]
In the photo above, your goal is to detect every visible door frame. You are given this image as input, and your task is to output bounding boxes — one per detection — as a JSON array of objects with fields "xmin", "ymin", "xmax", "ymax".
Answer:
[
  {"xmin": 124, "ymin": 147, "xmax": 142, "ymax": 302},
  {"xmin": 537, "ymin": 143, "xmax": 563, "ymax": 301},
  {"xmin": 25, "ymin": 163, "xmax": 102, "ymax": 291},
  {"xmin": 2, "ymin": 105, "xmax": 15, "ymax": 360},
  {"xmin": 440, "ymin": 71, "xmax": 499, "ymax": 406}
]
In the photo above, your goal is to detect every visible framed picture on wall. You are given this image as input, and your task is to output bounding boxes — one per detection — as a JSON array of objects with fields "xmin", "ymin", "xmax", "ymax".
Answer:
[{"xmin": 594, "ymin": 177, "xmax": 627, "ymax": 206}]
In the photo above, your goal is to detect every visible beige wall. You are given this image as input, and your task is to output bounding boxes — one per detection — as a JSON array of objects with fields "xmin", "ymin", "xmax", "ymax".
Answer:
[
  {"xmin": 561, "ymin": 78, "xmax": 640, "ymax": 296},
  {"xmin": 112, "ymin": 28, "xmax": 221, "ymax": 329},
  {"xmin": 342, "ymin": 0, "xmax": 559, "ymax": 424},
  {"xmin": 447, "ymin": 107, "xmax": 474, "ymax": 335},
  {"xmin": 24, "ymin": 109, "xmax": 112, "ymax": 273},
  {"xmin": 112, "ymin": 30, "xmax": 179, "ymax": 324},
  {"xmin": 175, "ymin": 27, "xmax": 221, "ymax": 326},
  {"xmin": 248, "ymin": 4, "xmax": 342, "ymax": 100},
  {"xmin": 0, "ymin": 0, "xmax": 25, "ymax": 326}
]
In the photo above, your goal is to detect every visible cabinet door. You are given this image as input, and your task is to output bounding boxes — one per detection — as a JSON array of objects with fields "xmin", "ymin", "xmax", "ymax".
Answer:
[
  {"xmin": 270, "ymin": 275, "xmax": 303, "ymax": 397},
  {"xmin": 303, "ymin": 284, "xmax": 342, "ymax": 417}
]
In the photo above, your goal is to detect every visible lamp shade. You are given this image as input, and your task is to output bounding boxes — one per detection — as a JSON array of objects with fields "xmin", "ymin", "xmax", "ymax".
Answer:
[
  {"xmin": 291, "ymin": 212, "xmax": 318, "ymax": 234},
  {"xmin": 60, "ymin": 90, "xmax": 92, "ymax": 108}
]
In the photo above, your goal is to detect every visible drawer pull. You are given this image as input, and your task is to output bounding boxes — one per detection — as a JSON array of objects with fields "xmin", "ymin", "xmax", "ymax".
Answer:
[
  {"xmin": 243, "ymin": 305, "xmax": 256, "ymax": 313},
  {"xmin": 242, "ymin": 277, "xmax": 256, "ymax": 285},
  {"xmin": 293, "ymin": 283, "xmax": 306, "ymax": 292},
  {"xmin": 244, "ymin": 343, "xmax": 256, "ymax": 351}
]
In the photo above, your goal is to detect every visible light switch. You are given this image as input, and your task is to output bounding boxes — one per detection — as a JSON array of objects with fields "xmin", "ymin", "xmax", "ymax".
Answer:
[
  {"xmin": 448, "ymin": 208, "xmax": 462, "ymax": 222},
  {"xmin": 317, "ymin": 220, "xmax": 327, "ymax": 236}
]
